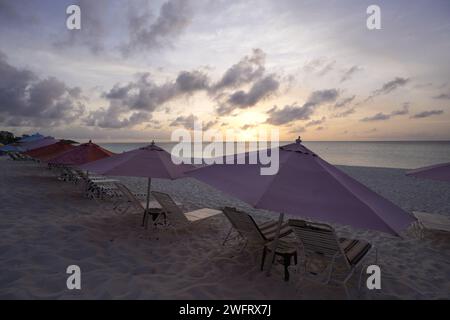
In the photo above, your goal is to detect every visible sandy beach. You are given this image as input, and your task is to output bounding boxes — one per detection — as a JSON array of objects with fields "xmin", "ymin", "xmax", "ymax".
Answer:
[{"xmin": 0, "ymin": 156, "xmax": 449, "ymax": 300}]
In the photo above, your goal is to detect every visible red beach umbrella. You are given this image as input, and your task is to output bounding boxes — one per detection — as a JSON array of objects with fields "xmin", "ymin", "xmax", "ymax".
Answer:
[{"xmin": 48, "ymin": 140, "xmax": 114, "ymax": 166}]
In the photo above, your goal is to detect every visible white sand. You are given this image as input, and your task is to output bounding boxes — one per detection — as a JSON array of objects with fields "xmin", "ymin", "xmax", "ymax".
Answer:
[{"xmin": 0, "ymin": 157, "xmax": 449, "ymax": 299}]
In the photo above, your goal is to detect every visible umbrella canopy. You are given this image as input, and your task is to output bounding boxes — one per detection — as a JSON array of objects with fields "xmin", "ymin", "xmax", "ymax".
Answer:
[
  {"xmin": 48, "ymin": 141, "xmax": 114, "ymax": 165},
  {"xmin": 80, "ymin": 142, "xmax": 195, "ymax": 226},
  {"xmin": 20, "ymin": 137, "xmax": 58, "ymax": 152},
  {"xmin": 187, "ymin": 141, "xmax": 416, "ymax": 236},
  {"xmin": 80, "ymin": 142, "xmax": 193, "ymax": 179},
  {"xmin": 25, "ymin": 141, "xmax": 77, "ymax": 162},
  {"xmin": 0, "ymin": 144, "xmax": 24, "ymax": 152},
  {"xmin": 18, "ymin": 133, "xmax": 45, "ymax": 143},
  {"xmin": 406, "ymin": 162, "xmax": 450, "ymax": 182}
]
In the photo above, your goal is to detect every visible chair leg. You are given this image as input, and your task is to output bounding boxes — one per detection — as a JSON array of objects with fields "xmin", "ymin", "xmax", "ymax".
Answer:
[
  {"xmin": 284, "ymin": 255, "xmax": 290, "ymax": 281},
  {"xmin": 222, "ymin": 227, "xmax": 233, "ymax": 246},
  {"xmin": 260, "ymin": 246, "xmax": 267, "ymax": 271}
]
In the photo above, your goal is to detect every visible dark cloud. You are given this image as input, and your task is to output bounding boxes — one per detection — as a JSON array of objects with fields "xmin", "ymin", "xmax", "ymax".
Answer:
[
  {"xmin": 266, "ymin": 88, "xmax": 339, "ymax": 125},
  {"xmin": 433, "ymin": 93, "xmax": 450, "ymax": 100},
  {"xmin": 122, "ymin": 0, "xmax": 192, "ymax": 55},
  {"xmin": 170, "ymin": 114, "xmax": 197, "ymax": 130},
  {"xmin": 333, "ymin": 108, "xmax": 355, "ymax": 118},
  {"xmin": 85, "ymin": 104, "xmax": 151, "ymax": 129},
  {"xmin": 340, "ymin": 66, "xmax": 362, "ymax": 82},
  {"xmin": 411, "ymin": 110, "xmax": 444, "ymax": 119},
  {"xmin": 360, "ymin": 104, "xmax": 409, "ymax": 122},
  {"xmin": 366, "ymin": 77, "xmax": 410, "ymax": 101},
  {"xmin": 212, "ymin": 49, "xmax": 265, "ymax": 91},
  {"xmin": 204, "ymin": 120, "xmax": 218, "ymax": 131},
  {"xmin": 360, "ymin": 112, "xmax": 391, "ymax": 122},
  {"xmin": 305, "ymin": 117, "xmax": 326, "ymax": 127},
  {"xmin": 0, "ymin": 52, "xmax": 85, "ymax": 127},
  {"xmin": 334, "ymin": 95, "xmax": 356, "ymax": 108},
  {"xmin": 241, "ymin": 124, "xmax": 256, "ymax": 130},
  {"xmin": 88, "ymin": 70, "xmax": 209, "ymax": 128},
  {"xmin": 217, "ymin": 75, "xmax": 279, "ymax": 115}
]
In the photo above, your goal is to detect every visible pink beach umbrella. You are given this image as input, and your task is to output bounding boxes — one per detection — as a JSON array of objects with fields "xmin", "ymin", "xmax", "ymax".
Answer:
[
  {"xmin": 79, "ymin": 142, "xmax": 195, "ymax": 225},
  {"xmin": 187, "ymin": 140, "xmax": 416, "ymax": 236},
  {"xmin": 406, "ymin": 162, "xmax": 450, "ymax": 182}
]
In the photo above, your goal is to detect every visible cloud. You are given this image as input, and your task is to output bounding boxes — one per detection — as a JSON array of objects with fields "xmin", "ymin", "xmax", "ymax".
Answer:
[
  {"xmin": 360, "ymin": 112, "xmax": 391, "ymax": 122},
  {"xmin": 85, "ymin": 105, "xmax": 151, "ymax": 129},
  {"xmin": 288, "ymin": 126, "xmax": 306, "ymax": 134},
  {"xmin": 204, "ymin": 120, "xmax": 218, "ymax": 131},
  {"xmin": 366, "ymin": 77, "xmax": 410, "ymax": 101},
  {"xmin": 390, "ymin": 103, "xmax": 410, "ymax": 116},
  {"xmin": 411, "ymin": 110, "xmax": 444, "ymax": 118},
  {"xmin": 360, "ymin": 104, "xmax": 409, "ymax": 122},
  {"xmin": 433, "ymin": 93, "xmax": 450, "ymax": 100},
  {"xmin": 303, "ymin": 58, "xmax": 335, "ymax": 76},
  {"xmin": 122, "ymin": 0, "xmax": 192, "ymax": 55},
  {"xmin": 333, "ymin": 108, "xmax": 355, "ymax": 118},
  {"xmin": 265, "ymin": 88, "xmax": 339, "ymax": 125},
  {"xmin": 305, "ymin": 117, "xmax": 326, "ymax": 127},
  {"xmin": 212, "ymin": 48, "xmax": 265, "ymax": 91},
  {"xmin": 0, "ymin": 52, "xmax": 85, "ymax": 127},
  {"xmin": 170, "ymin": 114, "xmax": 197, "ymax": 130},
  {"xmin": 87, "ymin": 70, "xmax": 209, "ymax": 128},
  {"xmin": 217, "ymin": 75, "xmax": 280, "ymax": 115},
  {"xmin": 340, "ymin": 66, "xmax": 362, "ymax": 82},
  {"xmin": 241, "ymin": 124, "xmax": 257, "ymax": 130},
  {"xmin": 334, "ymin": 95, "xmax": 356, "ymax": 108}
]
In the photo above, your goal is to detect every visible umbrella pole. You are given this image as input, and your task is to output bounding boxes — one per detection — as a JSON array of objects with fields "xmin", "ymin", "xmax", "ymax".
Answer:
[
  {"xmin": 143, "ymin": 177, "xmax": 152, "ymax": 228},
  {"xmin": 266, "ymin": 213, "xmax": 284, "ymax": 277}
]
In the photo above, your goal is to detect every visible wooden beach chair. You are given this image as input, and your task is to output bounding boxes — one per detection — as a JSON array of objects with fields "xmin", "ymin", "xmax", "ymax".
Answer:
[
  {"xmin": 150, "ymin": 191, "xmax": 221, "ymax": 231},
  {"xmin": 411, "ymin": 211, "xmax": 450, "ymax": 238},
  {"xmin": 288, "ymin": 219, "xmax": 377, "ymax": 298}
]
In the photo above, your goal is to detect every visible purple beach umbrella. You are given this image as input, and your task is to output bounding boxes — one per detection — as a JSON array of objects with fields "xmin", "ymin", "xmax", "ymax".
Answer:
[
  {"xmin": 406, "ymin": 162, "xmax": 450, "ymax": 182},
  {"xmin": 187, "ymin": 140, "xmax": 416, "ymax": 236}
]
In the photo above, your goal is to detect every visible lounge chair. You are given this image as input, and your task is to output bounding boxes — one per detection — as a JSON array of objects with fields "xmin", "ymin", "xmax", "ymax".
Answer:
[
  {"xmin": 221, "ymin": 207, "xmax": 293, "ymax": 249},
  {"xmin": 288, "ymin": 219, "xmax": 377, "ymax": 298},
  {"xmin": 113, "ymin": 182, "xmax": 161, "ymax": 224},
  {"xmin": 411, "ymin": 211, "xmax": 450, "ymax": 238},
  {"xmin": 150, "ymin": 191, "xmax": 221, "ymax": 231}
]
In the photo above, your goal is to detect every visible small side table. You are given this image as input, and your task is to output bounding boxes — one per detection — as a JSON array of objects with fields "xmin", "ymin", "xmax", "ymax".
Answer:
[{"xmin": 261, "ymin": 240, "xmax": 298, "ymax": 281}]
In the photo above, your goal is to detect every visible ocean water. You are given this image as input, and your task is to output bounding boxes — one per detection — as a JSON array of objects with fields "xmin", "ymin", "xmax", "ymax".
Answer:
[{"xmin": 98, "ymin": 141, "xmax": 450, "ymax": 169}]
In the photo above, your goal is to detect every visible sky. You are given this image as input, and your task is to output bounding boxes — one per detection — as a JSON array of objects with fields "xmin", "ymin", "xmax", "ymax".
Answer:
[{"xmin": 0, "ymin": 0, "xmax": 449, "ymax": 142}]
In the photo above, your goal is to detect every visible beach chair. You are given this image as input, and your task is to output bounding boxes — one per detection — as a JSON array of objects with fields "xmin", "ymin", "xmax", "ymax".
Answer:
[
  {"xmin": 288, "ymin": 219, "xmax": 377, "ymax": 298},
  {"xmin": 221, "ymin": 207, "xmax": 293, "ymax": 249},
  {"xmin": 150, "ymin": 191, "xmax": 221, "ymax": 231},
  {"xmin": 411, "ymin": 211, "xmax": 450, "ymax": 238},
  {"xmin": 113, "ymin": 183, "xmax": 161, "ymax": 224}
]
